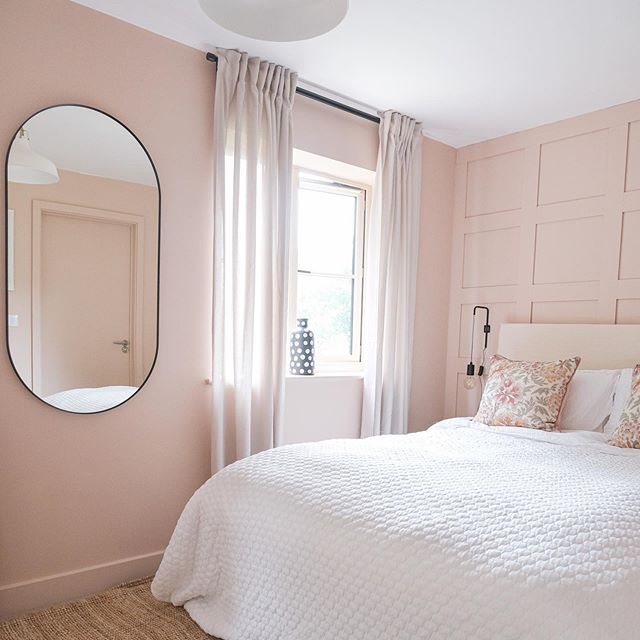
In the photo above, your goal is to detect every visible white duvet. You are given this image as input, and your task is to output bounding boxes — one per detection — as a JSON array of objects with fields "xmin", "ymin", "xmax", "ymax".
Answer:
[
  {"xmin": 152, "ymin": 419, "xmax": 640, "ymax": 640},
  {"xmin": 44, "ymin": 385, "xmax": 137, "ymax": 412}
]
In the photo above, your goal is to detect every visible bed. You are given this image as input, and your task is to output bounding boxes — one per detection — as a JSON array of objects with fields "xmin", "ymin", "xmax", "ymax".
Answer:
[
  {"xmin": 44, "ymin": 385, "xmax": 138, "ymax": 412},
  {"xmin": 152, "ymin": 324, "xmax": 640, "ymax": 639}
]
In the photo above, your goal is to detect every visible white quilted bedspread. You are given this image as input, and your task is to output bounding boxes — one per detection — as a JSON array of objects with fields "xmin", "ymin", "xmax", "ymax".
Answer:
[
  {"xmin": 152, "ymin": 419, "xmax": 640, "ymax": 640},
  {"xmin": 44, "ymin": 385, "xmax": 137, "ymax": 412}
]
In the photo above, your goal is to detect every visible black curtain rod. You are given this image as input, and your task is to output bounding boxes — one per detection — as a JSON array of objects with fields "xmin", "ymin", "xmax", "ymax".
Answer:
[{"xmin": 206, "ymin": 52, "xmax": 380, "ymax": 125}]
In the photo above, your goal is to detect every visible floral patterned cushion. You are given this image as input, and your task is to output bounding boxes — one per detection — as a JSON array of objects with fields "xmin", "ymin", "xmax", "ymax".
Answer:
[
  {"xmin": 474, "ymin": 354, "xmax": 581, "ymax": 431},
  {"xmin": 609, "ymin": 365, "xmax": 640, "ymax": 449}
]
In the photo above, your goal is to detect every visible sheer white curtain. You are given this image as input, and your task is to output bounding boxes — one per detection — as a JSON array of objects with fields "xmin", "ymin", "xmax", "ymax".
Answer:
[
  {"xmin": 212, "ymin": 49, "xmax": 297, "ymax": 473},
  {"xmin": 361, "ymin": 111, "xmax": 423, "ymax": 438}
]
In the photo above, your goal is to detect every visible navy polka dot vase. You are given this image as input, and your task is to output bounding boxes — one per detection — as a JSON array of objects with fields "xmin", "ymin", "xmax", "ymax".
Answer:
[{"xmin": 290, "ymin": 318, "xmax": 315, "ymax": 375}]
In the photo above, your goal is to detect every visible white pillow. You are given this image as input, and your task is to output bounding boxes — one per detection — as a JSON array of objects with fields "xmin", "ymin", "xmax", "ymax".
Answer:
[
  {"xmin": 604, "ymin": 368, "xmax": 634, "ymax": 436},
  {"xmin": 557, "ymin": 369, "xmax": 620, "ymax": 432}
]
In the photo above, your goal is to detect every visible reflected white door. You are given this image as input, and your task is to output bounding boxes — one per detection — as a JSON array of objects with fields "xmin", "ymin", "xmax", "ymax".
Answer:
[{"xmin": 37, "ymin": 211, "xmax": 133, "ymax": 396}]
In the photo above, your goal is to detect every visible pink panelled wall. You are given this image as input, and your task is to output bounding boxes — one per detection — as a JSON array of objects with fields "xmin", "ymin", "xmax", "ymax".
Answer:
[
  {"xmin": 0, "ymin": 0, "xmax": 456, "ymax": 618},
  {"xmin": 446, "ymin": 100, "xmax": 640, "ymax": 417}
]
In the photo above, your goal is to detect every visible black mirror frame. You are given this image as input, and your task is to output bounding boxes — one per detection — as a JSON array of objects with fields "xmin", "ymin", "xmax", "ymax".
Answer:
[{"xmin": 4, "ymin": 104, "xmax": 161, "ymax": 414}]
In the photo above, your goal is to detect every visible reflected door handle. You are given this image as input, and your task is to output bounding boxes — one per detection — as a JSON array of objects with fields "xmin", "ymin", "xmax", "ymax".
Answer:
[{"xmin": 113, "ymin": 339, "xmax": 129, "ymax": 353}]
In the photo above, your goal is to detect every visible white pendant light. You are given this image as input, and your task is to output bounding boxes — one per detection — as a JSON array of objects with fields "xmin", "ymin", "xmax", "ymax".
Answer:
[
  {"xmin": 8, "ymin": 128, "xmax": 59, "ymax": 185},
  {"xmin": 199, "ymin": 0, "xmax": 349, "ymax": 42}
]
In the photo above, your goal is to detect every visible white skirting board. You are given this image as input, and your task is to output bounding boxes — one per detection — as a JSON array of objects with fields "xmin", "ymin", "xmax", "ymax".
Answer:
[{"xmin": 0, "ymin": 550, "xmax": 164, "ymax": 620}]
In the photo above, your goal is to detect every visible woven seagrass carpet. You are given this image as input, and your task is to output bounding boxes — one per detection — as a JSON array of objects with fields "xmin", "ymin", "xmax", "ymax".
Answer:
[{"xmin": 0, "ymin": 577, "xmax": 219, "ymax": 640}]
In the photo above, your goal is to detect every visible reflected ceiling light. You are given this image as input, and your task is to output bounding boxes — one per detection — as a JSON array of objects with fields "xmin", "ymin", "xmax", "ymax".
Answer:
[
  {"xmin": 199, "ymin": 0, "xmax": 349, "ymax": 42},
  {"xmin": 8, "ymin": 128, "xmax": 59, "ymax": 184}
]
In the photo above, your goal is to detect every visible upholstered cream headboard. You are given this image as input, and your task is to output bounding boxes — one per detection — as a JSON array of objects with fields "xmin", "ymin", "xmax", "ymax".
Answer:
[{"xmin": 498, "ymin": 324, "xmax": 640, "ymax": 369}]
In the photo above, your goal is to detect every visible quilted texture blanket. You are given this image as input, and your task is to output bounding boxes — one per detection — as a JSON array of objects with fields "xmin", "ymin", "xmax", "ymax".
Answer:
[
  {"xmin": 44, "ymin": 385, "xmax": 137, "ymax": 412},
  {"xmin": 152, "ymin": 419, "xmax": 640, "ymax": 640}
]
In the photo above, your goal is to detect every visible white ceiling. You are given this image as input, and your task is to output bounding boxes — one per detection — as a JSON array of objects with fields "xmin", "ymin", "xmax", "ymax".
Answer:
[
  {"xmin": 21, "ymin": 106, "xmax": 157, "ymax": 186},
  {"xmin": 70, "ymin": 0, "xmax": 640, "ymax": 147}
]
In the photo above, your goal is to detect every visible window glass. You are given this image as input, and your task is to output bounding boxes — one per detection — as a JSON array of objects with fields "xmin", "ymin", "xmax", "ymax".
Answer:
[
  {"xmin": 291, "ymin": 169, "xmax": 367, "ymax": 366},
  {"xmin": 297, "ymin": 273, "xmax": 354, "ymax": 358},
  {"xmin": 297, "ymin": 186, "xmax": 357, "ymax": 276}
]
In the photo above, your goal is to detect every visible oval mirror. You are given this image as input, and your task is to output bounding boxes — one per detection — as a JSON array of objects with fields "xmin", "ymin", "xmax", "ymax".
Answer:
[{"xmin": 5, "ymin": 105, "xmax": 159, "ymax": 413}]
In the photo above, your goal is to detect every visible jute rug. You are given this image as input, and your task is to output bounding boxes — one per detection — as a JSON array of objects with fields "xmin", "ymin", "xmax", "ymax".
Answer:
[{"xmin": 0, "ymin": 577, "xmax": 220, "ymax": 640}]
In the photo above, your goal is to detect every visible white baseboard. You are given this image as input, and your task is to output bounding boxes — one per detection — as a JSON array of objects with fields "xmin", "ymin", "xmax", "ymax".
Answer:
[{"xmin": 0, "ymin": 550, "xmax": 164, "ymax": 620}]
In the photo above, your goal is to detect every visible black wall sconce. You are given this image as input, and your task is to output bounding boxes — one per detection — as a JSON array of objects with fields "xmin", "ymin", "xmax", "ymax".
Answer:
[{"xmin": 464, "ymin": 305, "xmax": 491, "ymax": 390}]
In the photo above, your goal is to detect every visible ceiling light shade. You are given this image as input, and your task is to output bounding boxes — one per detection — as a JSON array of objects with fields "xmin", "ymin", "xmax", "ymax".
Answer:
[
  {"xmin": 8, "ymin": 129, "xmax": 59, "ymax": 184},
  {"xmin": 199, "ymin": 0, "xmax": 349, "ymax": 42}
]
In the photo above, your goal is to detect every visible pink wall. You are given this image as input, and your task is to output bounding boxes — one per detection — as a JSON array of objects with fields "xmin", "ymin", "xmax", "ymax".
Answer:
[
  {"xmin": 283, "ymin": 132, "xmax": 456, "ymax": 440},
  {"xmin": 0, "ymin": 0, "xmax": 456, "ymax": 618},
  {"xmin": 446, "ymin": 100, "xmax": 640, "ymax": 417},
  {"xmin": 0, "ymin": 0, "xmax": 214, "ymax": 618},
  {"xmin": 282, "ymin": 95, "xmax": 378, "ymax": 444},
  {"xmin": 293, "ymin": 95, "xmax": 379, "ymax": 171},
  {"xmin": 409, "ymin": 138, "xmax": 456, "ymax": 432},
  {"xmin": 283, "ymin": 375, "xmax": 365, "ymax": 443}
]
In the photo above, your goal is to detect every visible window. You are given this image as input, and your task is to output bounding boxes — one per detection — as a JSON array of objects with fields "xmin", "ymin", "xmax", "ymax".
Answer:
[{"xmin": 289, "ymin": 167, "xmax": 368, "ymax": 369}]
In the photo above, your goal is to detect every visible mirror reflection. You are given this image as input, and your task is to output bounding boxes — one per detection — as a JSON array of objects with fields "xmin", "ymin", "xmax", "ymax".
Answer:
[{"xmin": 6, "ymin": 105, "xmax": 159, "ymax": 413}]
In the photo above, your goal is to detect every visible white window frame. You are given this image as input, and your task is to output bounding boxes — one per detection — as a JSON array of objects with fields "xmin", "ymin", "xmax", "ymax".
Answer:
[{"xmin": 289, "ymin": 166, "xmax": 369, "ymax": 372}]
